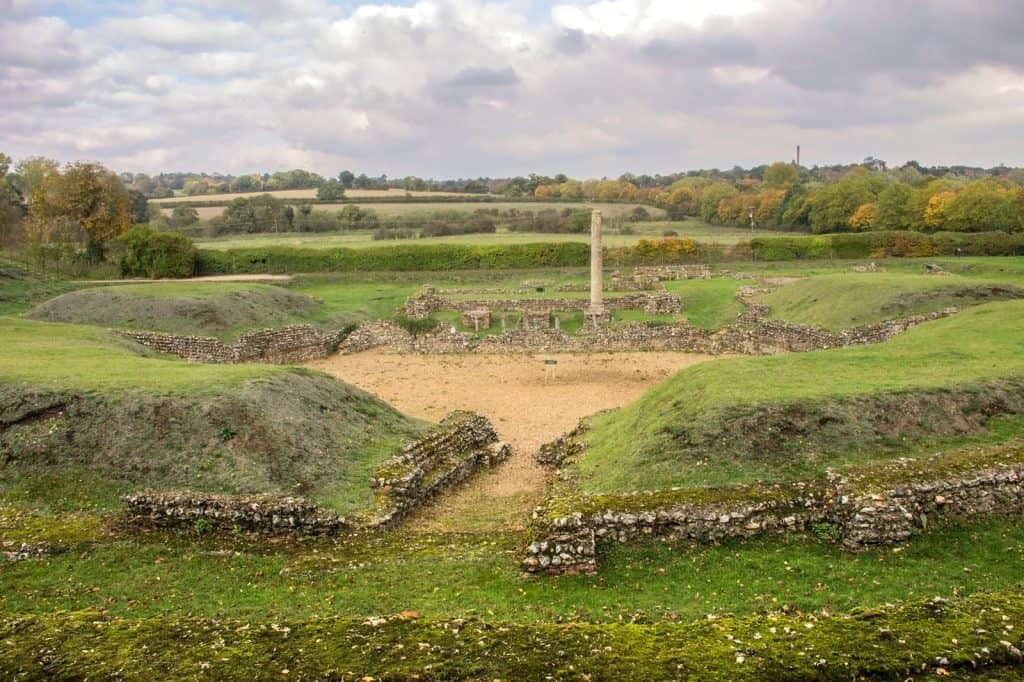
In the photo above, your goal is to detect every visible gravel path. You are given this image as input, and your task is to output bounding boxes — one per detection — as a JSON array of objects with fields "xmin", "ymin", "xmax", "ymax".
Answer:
[{"xmin": 310, "ymin": 351, "xmax": 716, "ymax": 531}]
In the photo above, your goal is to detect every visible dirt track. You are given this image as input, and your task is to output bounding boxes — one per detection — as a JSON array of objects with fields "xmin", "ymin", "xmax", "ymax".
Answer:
[{"xmin": 309, "ymin": 351, "xmax": 715, "ymax": 530}]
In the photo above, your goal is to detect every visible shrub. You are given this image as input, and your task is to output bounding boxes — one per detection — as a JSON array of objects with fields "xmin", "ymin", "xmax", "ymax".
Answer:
[
  {"xmin": 393, "ymin": 314, "xmax": 438, "ymax": 337},
  {"xmin": 115, "ymin": 226, "xmax": 197, "ymax": 279}
]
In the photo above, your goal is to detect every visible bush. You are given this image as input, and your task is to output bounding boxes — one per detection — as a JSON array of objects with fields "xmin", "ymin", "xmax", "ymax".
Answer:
[{"xmin": 115, "ymin": 226, "xmax": 198, "ymax": 279}]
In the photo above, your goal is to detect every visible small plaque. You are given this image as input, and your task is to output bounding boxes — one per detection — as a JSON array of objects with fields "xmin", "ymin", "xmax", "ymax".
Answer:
[{"xmin": 543, "ymin": 359, "xmax": 558, "ymax": 366}]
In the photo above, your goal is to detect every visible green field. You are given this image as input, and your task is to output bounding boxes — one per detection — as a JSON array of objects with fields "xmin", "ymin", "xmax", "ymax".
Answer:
[{"xmin": 193, "ymin": 220, "xmax": 780, "ymax": 250}]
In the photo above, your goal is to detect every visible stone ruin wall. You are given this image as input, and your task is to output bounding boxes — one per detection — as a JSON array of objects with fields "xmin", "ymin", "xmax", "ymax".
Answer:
[
  {"xmin": 119, "ymin": 324, "xmax": 351, "ymax": 365},
  {"xmin": 403, "ymin": 289, "xmax": 682, "ymax": 318},
  {"xmin": 339, "ymin": 303, "xmax": 958, "ymax": 357},
  {"xmin": 370, "ymin": 412, "xmax": 511, "ymax": 528},
  {"xmin": 121, "ymin": 412, "xmax": 509, "ymax": 536},
  {"xmin": 122, "ymin": 491, "xmax": 350, "ymax": 536},
  {"xmin": 523, "ymin": 448, "xmax": 1024, "ymax": 575}
]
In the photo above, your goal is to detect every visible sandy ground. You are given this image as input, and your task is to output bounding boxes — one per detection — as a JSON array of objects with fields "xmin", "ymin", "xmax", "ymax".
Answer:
[{"xmin": 309, "ymin": 351, "xmax": 715, "ymax": 530}]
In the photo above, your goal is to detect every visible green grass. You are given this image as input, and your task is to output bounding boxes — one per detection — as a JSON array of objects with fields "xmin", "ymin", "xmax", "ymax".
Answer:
[
  {"xmin": 0, "ymin": 317, "xmax": 280, "ymax": 394},
  {"xmin": 664, "ymin": 278, "xmax": 747, "ymax": 329},
  {"xmin": 761, "ymin": 272, "xmax": 1024, "ymax": 330},
  {"xmin": 192, "ymin": 218, "xmax": 780, "ymax": 252},
  {"xmin": 2, "ymin": 515, "xmax": 1022, "ymax": 625},
  {"xmin": 575, "ymin": 301, "xmax": 1024, "ymax": 494}
]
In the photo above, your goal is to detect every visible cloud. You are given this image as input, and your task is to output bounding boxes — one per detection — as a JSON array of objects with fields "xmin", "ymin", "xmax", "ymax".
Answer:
[{"xmin": 1, "ymin": 0, "xmax": 1023, "ymax": 176}]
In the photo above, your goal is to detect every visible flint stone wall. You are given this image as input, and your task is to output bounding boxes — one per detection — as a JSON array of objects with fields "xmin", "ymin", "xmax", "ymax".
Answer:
[
  {"xmin": 120, "ymin": 324, "xmax": 351, "ymax": 364},
  {"xmin": 122, "ymin": 412, "xmax": 510, "ymax": 535},
  {"xmin": 370, "ymin": 411, "xmax": 511, "ymax": 528},
  {"xmin": 123, "ymin": 491, "xmax": 350, "ymax": 535},
  {"xmin": 403, "ymin": 289, "xmax": 682, "ymax": 318},
  {"xmin": 339, "ymin": 303, "xmax": 956, "ymax": 357},
  {"xmin": 524, "ymin": 454, "xmax": 1024, "ymax": 575}
]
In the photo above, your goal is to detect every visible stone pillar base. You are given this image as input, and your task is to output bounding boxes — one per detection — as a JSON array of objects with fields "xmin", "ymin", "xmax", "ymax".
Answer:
[{"xmin": 584, "ymin": 307, "xmax": 609, "ymax": 328}]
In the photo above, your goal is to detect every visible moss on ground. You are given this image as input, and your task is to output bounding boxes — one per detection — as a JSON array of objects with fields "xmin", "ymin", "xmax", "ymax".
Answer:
[{"xmin": 2, "ymin": 593, "xmax": 1023, "ymax": 679}]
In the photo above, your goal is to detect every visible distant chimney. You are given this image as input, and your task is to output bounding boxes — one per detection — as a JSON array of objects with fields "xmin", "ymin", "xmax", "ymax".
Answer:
[{"xmin": 796, "ymin": 145, "xmax": 801, "ymax": 167}]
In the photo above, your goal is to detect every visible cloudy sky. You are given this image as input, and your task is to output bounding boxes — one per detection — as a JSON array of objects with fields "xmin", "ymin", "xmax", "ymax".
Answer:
[{"xmin": 2, "ymin": 0, "xmax": 1023, "ymax": 178}]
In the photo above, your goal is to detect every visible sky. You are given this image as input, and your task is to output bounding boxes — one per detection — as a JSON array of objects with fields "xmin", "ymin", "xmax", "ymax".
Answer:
[{"xmin": 2, "ymin": 0, "xmax": 1024, "ymax": 178}]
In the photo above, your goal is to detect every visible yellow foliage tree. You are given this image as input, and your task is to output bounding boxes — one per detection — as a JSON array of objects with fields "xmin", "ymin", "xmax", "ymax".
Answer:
[
  {"xmin": 848, "ymin": 202, "xmax": 878, "ymax": 230},
  {"xmin": 923, "ymin": 191, "xmax": 956, "ymax": 230}
]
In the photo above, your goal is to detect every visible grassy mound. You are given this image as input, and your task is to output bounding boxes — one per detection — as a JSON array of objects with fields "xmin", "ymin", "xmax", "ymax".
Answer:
[
  {"xmin": 0, "ymin": 370, "xmax": 425, "ymax": 515},
  {"xmin": 25, "ymin": 282, "xmax": 325, "ymax": 340},
  {"xmin": 0, "ymin": 317, "xmax": 425, "ymax": 515},
  {"xmin": 574, "ymin": 301, "xmax": 1024, "ymax": 493},
  {"xmin": 761, "ymin": 272, "xmax": 1024, "ymax": 329}
]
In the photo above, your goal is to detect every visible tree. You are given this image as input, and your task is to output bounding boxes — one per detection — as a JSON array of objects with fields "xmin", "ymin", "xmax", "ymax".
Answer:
[
  {"xmin": 127, "ymin": 189, "xmax": 150, "ymax": 224},
  {"xmin": 229, "ymin": 174, "xmax": 261, "ymax": 193},
  {"xmin": 338, "ymin": 170, "xmax": 355, "ymax": 189},
  {"xmin": 12, "ymin": 156, "xmax": 59, "ymax": 200},
  {"xmin": 0, "ymin": 152, "xmax": 25, "ymax": 246},
  {"xmin": 169, "ymin": 204, "xmax": 199, "ymax": 227},
  {"xmin": 114, "ymin": 226, "xmax": 197, "ymax": 278},
  {"xmin": 29, "ymin": 162, "xmax": 132, "ymax": 259},
  {"xmin": 763, "ymin": 162, "xmax": 799, "ymax": 190},
  {"xmin": 943, "ymin": 180, "xmax": 1013, "ymax": 232},
  {"xmin": 848, "ymin": 202, "xmax": 877, "ymax": 230},
  {"xmin": 219, "ymin": 194, "xmax": 293, "ymax": 233},
  {"xmin": 317, "ymin": 179, "xmax": 346, "ymax": 200},
  {"xmin": 873, "ymin": 184, "xmax": 914, "ymax": 231},
  {"xmin": 807, "ymin": 170, "xmax": 887, "ymax": 233},
  {"xmin": 699, "ymin": 182, "xmax": 738, "ymax": 223}
]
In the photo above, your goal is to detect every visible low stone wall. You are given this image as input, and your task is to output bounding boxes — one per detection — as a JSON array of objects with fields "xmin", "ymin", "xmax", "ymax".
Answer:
[
  {"xmin": 123, "ymin": 491, "xmax": 350, "ymax": 536},
  {"xmin": 350, "ymin": 288, "xmax": 956, "ymax": 357},
  {"xmin": 403, "ymin": 286, "xmax": 681, "ymax": 318},
  {"xmin": 120, "ymin": 324, "xmax": 351, "ymax": 364},
  {"xmin": 524, "ymin": 442, "xmax": 1024, "ymax": 575},
  {"xmin": 122, "ymin": 412, "xmax": 510, "ymax": 536},
  {"xmin": 370, "ymin": 411, "xmax": 511, "ymax": 528}
]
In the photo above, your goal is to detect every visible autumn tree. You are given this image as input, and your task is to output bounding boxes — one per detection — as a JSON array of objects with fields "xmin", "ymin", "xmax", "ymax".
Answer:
[
  {"xmin": 699, "ymin": 182, "xmax": 739, "ymax": 223},
  {"xmin": 13, "ymin": 156, "xmax": 59, "ymax": 200},
  {"xmin": 29, "ymin": 162, "xmax": 132, "ymax": 260},
  {"xmin": 763, "ymin": 162, "xmax": 799, "ymax": 190},
  {"xmin": 807, "ymin": 169, "xmax": 887, "ymax": 233},
  {"xmin": 848, "ymin": 202, "xmax": 877, "ymax": 230}
]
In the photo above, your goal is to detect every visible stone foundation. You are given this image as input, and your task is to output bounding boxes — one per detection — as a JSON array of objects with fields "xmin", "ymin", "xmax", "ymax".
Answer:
[
  {"xmin": 524, "ymin": 442, "xmax": 1024, "ymax": 575},
  {"xmin": 123, "ymin": 491, "xmax": 350, "ymax": 536},
  {"xmin": 120, "ymin": 324, "xmax": 352, "ymax": 364}
]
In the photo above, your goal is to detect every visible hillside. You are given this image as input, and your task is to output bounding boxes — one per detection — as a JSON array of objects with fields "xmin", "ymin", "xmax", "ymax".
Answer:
[
  {"xmin": 572, "ymin": 301, "xmax": 1024, "ymax": 493},
  {"xmin": 0, "ymin": 318, "xmax": 425, "ymax": 515}
]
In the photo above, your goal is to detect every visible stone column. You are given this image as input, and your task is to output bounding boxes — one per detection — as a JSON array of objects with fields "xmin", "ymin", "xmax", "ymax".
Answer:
[
  {"xmin": 586, "ymin": 210, "xmax": 607, "ymax": 327},
  {"xmin": 589, "ymin": 209, "xmax": 603, "ymax": 312}
]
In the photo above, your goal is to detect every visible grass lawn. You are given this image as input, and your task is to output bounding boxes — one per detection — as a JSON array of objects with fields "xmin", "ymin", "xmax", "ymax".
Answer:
[
  {"xmin": 575, "ymin": 300, "xmax": 1024, "ymax": 494},
  {"xmin": 192, "ymin": 218, "xmax": 779, "ymax": 251},
  {"xmin": 665, "ymin": 278, "xmax": 747, "ymax": 329},
  {"xmin": 761, "ymin": 272, "xmax": 1024, "ymax": 329},
  {"xmin": 2, "ymin": 514, "xmax": 1022, "ymax": 625},
  {"xmin": 0, "ymin": 317, "xmax": 280, "ymax": 394}
]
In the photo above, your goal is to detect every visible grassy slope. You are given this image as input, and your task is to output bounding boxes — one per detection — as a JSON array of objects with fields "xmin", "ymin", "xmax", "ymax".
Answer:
[
  {"xmin": 24, "ymin": 282, "xmax": 329, "ymax": 340},
  {"xmin": 575, "ymin": 301, "xmax": 1024, "ymax": 493},
  {"xmin": 761, "ymin": 272, "xmax": 1024, "ymax": 330},
  {"xmin": 0, "ymin": 317, "xmax": 280, "ymax": 394}
]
